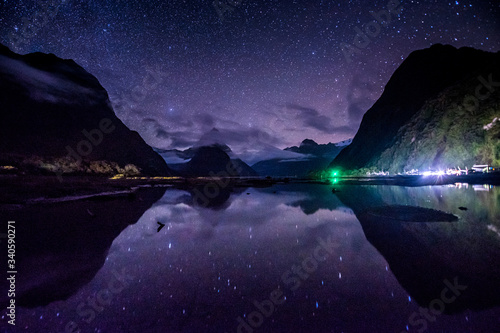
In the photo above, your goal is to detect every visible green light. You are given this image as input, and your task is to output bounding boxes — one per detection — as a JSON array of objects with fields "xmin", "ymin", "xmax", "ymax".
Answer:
[{"xmin": 330, "ymin": 170, "xmax": 339, "ymax": 177}]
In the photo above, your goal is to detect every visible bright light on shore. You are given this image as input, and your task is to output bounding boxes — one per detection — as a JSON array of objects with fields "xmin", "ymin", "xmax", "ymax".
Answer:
[{"xmin": 422, "ymin": 170, "xmax": 445, "ymax": 177}]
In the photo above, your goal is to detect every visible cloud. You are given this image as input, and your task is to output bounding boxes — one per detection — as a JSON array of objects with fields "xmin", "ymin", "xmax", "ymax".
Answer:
[
  {"xmin": 154, "ymin": 128, "xmax": 198, "ymax": 148},
  {"xmin": 131, "ymin": 117, "xmax": 199, "ymax": 149},
  {"xmin": 156, "ymin": 129, "xmax": 170, "ymax": 139},
  {"xmin": 285, "ymin": 104, "xmax": 352, "ymax": 134},
  {"xmin": 137, "ymin": 107, "xmax": 291, "ymax": 154},
  {"xmin": 151, "ymin": 123, "xmax": 305, "ymax": 165},
  {"xmin": 128, "ymin": 110, "xmax": 223, "ymax": 148},
  {"xmin": 135, "ymin": 101, "xmax": 356, "ymax": 162},
  {"xmin": 0, "ymin": 55, "xmax": 101, "ymax": 104},
  {"xmin": 195, "ymin": 113, "xmax": 215, "ymax": 128}
]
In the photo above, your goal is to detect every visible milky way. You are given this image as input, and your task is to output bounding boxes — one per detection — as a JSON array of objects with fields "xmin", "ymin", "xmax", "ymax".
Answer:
[{"xmin": 1, "ymin": 0, "xmax": 499, "ymax": 151}]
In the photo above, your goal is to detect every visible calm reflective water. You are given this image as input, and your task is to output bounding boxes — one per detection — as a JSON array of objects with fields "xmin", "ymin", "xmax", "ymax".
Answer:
[{"xmin": 5, "ymin": 184, "xmax": 500, "ymax": 332}]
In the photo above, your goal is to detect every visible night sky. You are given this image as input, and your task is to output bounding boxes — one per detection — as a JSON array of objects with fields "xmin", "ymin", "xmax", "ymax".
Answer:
[{"xmin": 1, "ymin": 0, "xmax": 499, "ymax": 152}]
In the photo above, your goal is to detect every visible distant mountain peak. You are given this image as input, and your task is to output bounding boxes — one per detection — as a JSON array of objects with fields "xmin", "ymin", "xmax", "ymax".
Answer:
[
  {"xmin": 300, "ymin": 139, "xmax": 318, "ymax": 147},
  {"xmin": 284, "ymin": 138, "xmax": 350, "ymax": 159},
  {"xmin": 336, "ymin": 138, "xmax": 352, "ymax": 147},
  {"xmin": 171, "ymin": 145, "xmax": 258, "ymax": 177}
]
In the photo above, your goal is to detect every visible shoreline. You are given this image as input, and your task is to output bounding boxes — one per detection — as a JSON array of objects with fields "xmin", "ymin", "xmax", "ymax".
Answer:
[{"xmin": 1, "ymin": 173, "xmax": 499, "ymax": 206}]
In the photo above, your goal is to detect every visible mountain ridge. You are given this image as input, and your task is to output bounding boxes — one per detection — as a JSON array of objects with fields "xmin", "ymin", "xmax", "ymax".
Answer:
[
  {"xmin": 0, "ymin": 44, "xmax": 173, "ymax": 177},
  {"xmin": 253, "ymin": 138, "xmax": 351, "ymax": 177},
  {"xmin": 329, "ymin": 44, "xmax": 500, "ymax": 173}
]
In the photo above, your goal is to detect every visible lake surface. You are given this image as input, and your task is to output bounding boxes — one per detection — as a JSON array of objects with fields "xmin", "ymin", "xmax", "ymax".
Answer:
[{"xmin": 3, "ymin": 183, "xmax": 500, "ymax": 332}]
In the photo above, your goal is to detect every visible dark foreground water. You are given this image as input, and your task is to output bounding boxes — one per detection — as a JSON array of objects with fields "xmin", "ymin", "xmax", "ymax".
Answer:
[{"xmin": 2, "ymin": 183, "xmax": 500, "ymax": 332}]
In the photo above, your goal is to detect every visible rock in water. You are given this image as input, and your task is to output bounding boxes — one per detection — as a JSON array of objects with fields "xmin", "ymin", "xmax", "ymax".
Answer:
[{"xmin": 362, "ymin": 205, "xmax": 458, "ymax": 222}]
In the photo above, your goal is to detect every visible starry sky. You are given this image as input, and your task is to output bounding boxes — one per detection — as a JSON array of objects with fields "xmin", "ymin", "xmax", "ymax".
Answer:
[{"xmin": 0, "ymin": 0, "xmax": 499, "ymax": 151}]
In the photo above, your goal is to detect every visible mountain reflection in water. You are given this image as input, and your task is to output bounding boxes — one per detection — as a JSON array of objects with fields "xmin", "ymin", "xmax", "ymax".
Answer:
[{"xmin": 10, "ymin": 184, "xmax": 500, "ymax": 333}]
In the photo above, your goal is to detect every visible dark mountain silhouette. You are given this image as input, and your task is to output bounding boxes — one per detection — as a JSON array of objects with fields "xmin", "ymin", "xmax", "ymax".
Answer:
[
  {"xmin": 182, "ymin": 143, "xmax": 232, "ymax": 159},
  {"xmin": 253, "ymin": 139, "xmax": 350, "ymax": 177},
  {"xmin": 173, "ymin": 145, "xmax": 258, "ymax": 177},
  {"xmin": 329, "ymin": 44, "xmax": 500, "ymax": 173},
  {"xmin": 0, "ymin": 43, "xmax": 172, "ymax": 176},
  {"xmin": 285, "ymin": 138, "xmax": 350, "ymax": 157},
  {"xmin": 336, "ymin": 185, "xmax": 500, "ymax": 314},
  {"xmin": 231, "ymin": 158, "xmax": 259, "ymax": 177}
]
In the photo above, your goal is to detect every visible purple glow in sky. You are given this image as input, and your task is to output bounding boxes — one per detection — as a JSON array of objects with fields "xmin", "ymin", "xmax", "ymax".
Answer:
[{"xmin": 1, "ymin": 0, "xmax": 499, "ymax": 151}]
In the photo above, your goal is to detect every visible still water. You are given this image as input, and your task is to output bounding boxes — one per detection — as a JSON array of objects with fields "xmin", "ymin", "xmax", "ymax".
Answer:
[{"xmin": 5, "ymin": 183, "xmax": 500, "ymax": 332}]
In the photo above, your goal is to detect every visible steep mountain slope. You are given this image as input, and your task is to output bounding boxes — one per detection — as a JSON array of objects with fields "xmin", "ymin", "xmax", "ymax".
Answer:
[
  {"xmin": 329, "ymin": 44, "xmax": 500, "ymax": 173},
  {"xmin": 0, "ymin": 44, "xmax": 172, "ymax": 176},
  {"xmin": 376, "ymin": 74, "xmax": 500, "ymax": 173}
]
